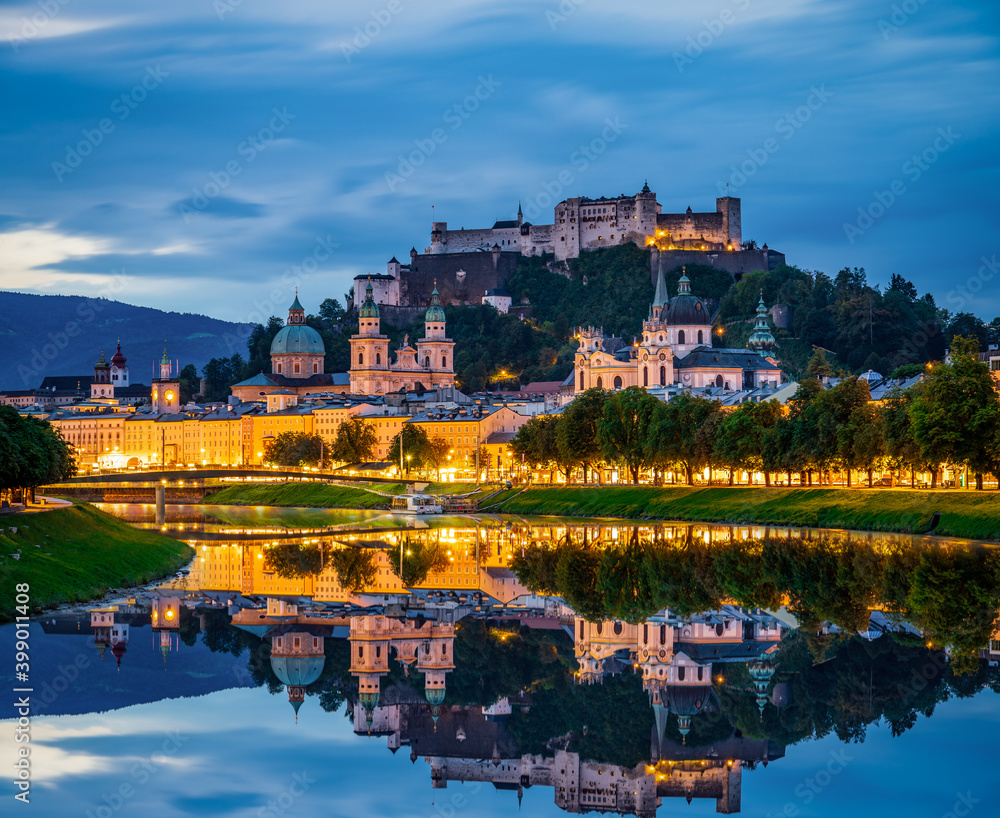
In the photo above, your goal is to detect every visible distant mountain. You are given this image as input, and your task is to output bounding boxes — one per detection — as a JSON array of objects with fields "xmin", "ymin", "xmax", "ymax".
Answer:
[{"xmin": 0, "ymin": 292, "xmax": 254, "ymax": 390}]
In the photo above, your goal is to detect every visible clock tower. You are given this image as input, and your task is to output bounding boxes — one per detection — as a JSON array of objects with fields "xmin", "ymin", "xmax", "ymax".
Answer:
[{"xmin": 151, "ymin": 345, "xmax": 181, "ymax": 414}]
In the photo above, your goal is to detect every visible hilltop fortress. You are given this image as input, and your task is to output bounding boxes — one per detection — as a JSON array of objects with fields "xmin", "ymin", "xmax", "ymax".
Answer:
[{"xmin": 353, "ymin": 182, "xmax": 784, "ymax": 311}]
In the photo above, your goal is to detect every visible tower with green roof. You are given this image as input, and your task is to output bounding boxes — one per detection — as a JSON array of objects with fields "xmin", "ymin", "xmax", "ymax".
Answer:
[{"xmin": 270, "ymin": 290, "xmax": 326, "ymax": 379}]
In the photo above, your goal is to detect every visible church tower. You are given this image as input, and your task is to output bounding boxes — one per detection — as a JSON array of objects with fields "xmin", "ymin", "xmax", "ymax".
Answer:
[
  {"xmin": 415, "ymin": 283, "xmax": 456, "ymax": 389},
  {"xmin": 110, "ymin": 341, "xmax": 130, "ymax": 388},
  {"xmin": 91, "ymin": 350, "xmax": 112, "ymax": 398},
  {"xmin": 349, "ymin": 280, "xmax": 391, "ymax": 394},
  {"xmin": 151, "ymin": 345, "xmax": 181, "ymax": 414},
  {"xmin": 270, "ymin": 292, "xmax": 326, "ymax": 379},
  {"xmin": 748, "ymin": 292, "xmax": 777, "ymax": 356}
]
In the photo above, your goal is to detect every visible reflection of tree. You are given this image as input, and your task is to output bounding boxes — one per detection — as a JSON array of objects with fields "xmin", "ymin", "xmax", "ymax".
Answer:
[
  {"xmin": 264, "ymin": 543, "xmax": 324, "ymax": 578},
  {"xmin": 178, "ymin": 605, "xmax": 201, "ymax": 647},
  {"xmin": 386, "ymin": 537, "xmax": 448, "ymax": 587},
  {"xmin": 511, "ymin": 528, "xmax": 1000, "ymax": 666},
  {"xmin": 200, "ymin": 608, "xmax": 252, "ymax": 656},
  {"xmin": 328, "ymin": 546, "xmax": 377, "ymax": 592}
]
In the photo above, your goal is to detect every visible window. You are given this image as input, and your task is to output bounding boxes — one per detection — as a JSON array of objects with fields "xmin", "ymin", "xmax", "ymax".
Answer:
[
  {"xmin": 613, "ymin": 375, "xmax": 622, "ymax": 390},
  {"xmin": 716, "ymin": 374, "xmax": 724, "ymax": 387},
  {"xmin": 293, "ymin": 362, "xmax": 300, "ymax": 373},
  {"xmin": 660, "ymin": 366, "xmax": 666, "ymax": 386},
  {"xmin": 678, "ymin": 666, "xmax": 686, "ymax": 681},
  {"xmin": 643, "ymin": 367, "xmax": 648, "ymax": 387},
  {"xmin": 597, "ymin": 376, "xmax": 603, "ymax": 389},
  {"xmin": 580, "ymin": 370, "xmax": 585, "ymax": 390},
  {"xmin": 313, "ymin": 361, "xmax": 319, "ymax": 373},
  {"xmin": 698, "ymin": 330, "xmax": 703, "ymax": 344},
  {"xmin": 358, "ymin": 352, "xmax": 364, "ymax": 365},
  {"xmin": 424, "ymin": 356, "xmax": 430, "ymax": 367},
  {"xmin": 442, "ymin": 355, "xmax": 447, "ymax": 368},
  {"xmin": 678, "ymin": 330, "xmax": 685, "ymax": 344},
  {"xmin": 376, "ymin": 352, "xmax": 381, "ymax": 365}
]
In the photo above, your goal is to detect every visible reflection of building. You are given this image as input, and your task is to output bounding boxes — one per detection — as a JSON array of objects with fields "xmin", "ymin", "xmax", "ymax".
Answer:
[
  {"xmin": 90, "ymin": 608, "xmax": 131, "ymax": 671},
  {"xmin": 150, "ymin": 594, "xmax": 180, "ymax": 667}
]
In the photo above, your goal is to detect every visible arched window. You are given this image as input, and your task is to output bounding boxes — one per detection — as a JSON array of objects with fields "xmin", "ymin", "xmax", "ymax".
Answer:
[
  {"xmin": 613, "ymin": 622, "xmax": 623, "ymax": 636},
  {"xmin": 643, "ymin": 624, "xmax": 648, "ymax": 642},
  {"xmin": 660, "ymin": 624, "xmax": 666, "ymax": 643},
  {"xmin": 659, "ymin": 366, "xmax": 666, "ymax": 386},
  {"xmin": 678, "ymin": 330, "xmax": 685, "ymax": 344},
  {"xmin": 716, "ymin": 374, "xmax": 724, "ymax": 387},
  {"xmin": 697, "ymin": 330, "xmax": 703, "ymax": 344},
  {"xmin": 697, "ymin": 666, "xmax": 704, "ymax": 680},
  {"xmin": 442, "ymin": 355, "xmax": 447, "ymax": 368},
  {"xmin": 597, "ymin": 376, "xmax": 603, "ymax": 389},
  {"xmin": 358, "ymin": 352, "xmax": 364, "ymax": 365},
  {"xmin": 678, "ymin": 666, "xmax": 686, "ymax": 681},
  {"xmin": 596, "ymin": 622, "xmax": 603, "ymax": 636},
  {"xmin": 643, "ymin": 367, "xmax": 648, "ymax": 387},
  {"xmin": 375, "ymin": 352, "xmax": 381, "ymax": 365},
  {"xmin": 424, "ymin": 356, "xmax": 430, "ymax": 368},
  {"xmin": 613, "ymin": 375, "xmax": 622, "ymax": 390},
  {"xmin": 580, "ymin": 370, "xmax": 585, "ymax": 390}
]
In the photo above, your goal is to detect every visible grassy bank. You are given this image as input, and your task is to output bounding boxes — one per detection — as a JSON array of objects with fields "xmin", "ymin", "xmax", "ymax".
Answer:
[
  {"xmin": 480, "ymin": 486, "xmax": 1000, "ymax": 540},
  {"xmin": 204, "ymin": 482, "xmax": 392, "ymax": 509},
  {"xmin": 0, "ymin": 504, "xmax": 194, "ymax": 621}
]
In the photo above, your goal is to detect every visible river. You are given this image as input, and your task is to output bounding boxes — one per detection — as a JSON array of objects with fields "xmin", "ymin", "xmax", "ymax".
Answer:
[{"xmin": 1, "ymin": 505, "xmax": 998, "ymax": 817}]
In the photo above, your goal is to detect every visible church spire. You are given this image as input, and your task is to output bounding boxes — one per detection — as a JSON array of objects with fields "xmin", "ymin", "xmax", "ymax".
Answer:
[{"xmin": 748, "ymin": 291, "xmax": 777, "ymax": 355}]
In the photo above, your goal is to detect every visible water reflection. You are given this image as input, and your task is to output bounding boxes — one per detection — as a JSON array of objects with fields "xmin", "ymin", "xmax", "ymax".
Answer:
[{"xmin": 5, "ymin": 519, "xmax": 1000, "ymax": 816}]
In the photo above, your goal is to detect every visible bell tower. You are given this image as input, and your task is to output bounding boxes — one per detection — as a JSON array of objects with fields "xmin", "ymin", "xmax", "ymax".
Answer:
[
  {"xmin": 349, "ymin": 279, "xmax": 391, "ymax": 394},
  {"xmin": 151, "ymin": 344, "xmax": 181, "ymax": 414}
]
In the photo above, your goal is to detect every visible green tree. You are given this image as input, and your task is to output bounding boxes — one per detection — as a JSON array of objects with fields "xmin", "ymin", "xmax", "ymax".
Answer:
[
  {"xmin": 179, "ymin": 364, "xmax": 200, "ymax": 404},
  {"xmin": 909, "ymin": 337, "xmax": 1000, "ymax": 489},
  {"xmin": 511, "ymin": 415, "xmax": 564, "ymax": 480},
  {"xmin": 425, "ymin": 437, "xmax": 452, "ymax": 480},
  {"xmin": 264, "ymin": 543, "xmax": 324, "ymax": 578},
  {"xmin": 263, "ymin": 431, "xmax": 323, "ymax": 467},
  {"xmin": 330, "ymin": 417, "xmax": 377, "ymax": 465},
  {"xmin": 716, "ymin": 400, "xmax": 784, "ymax": 486},
  {"xmin": 646, "ymin": 392, "xmax": 721, "ymax": 485},
  {"xmin": 328, "ymin": 546, "xmax": 378, "ymax": 592},
  {"xmin": 318, "ymin": 297, "xmax": 345, "ymax": 324},
  {"xmin": 597, "ymin": 387, "xmax": 661, "ymax": 484},
  {"xmin": 201, "ymin": 354, "xmax": 245, "ymax": 402},
  {"xmin": 388, "ymin": 425, "xmax": 431, "ymax": 475},
  {"xmin": 556, "ymin": 388, "xmax": 607, "ymax": 482}
]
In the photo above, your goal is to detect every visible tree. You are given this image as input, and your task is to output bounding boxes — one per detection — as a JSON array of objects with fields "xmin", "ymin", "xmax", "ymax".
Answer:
[
  {"xmin": 597, "ymin": 387, "xmax": 661, "ymax": 484},
  {"xmin": 179, "ymin": 364, "xmax": 200, "ymax": 404},
  {"xmin": 328, "ymin": 546, "xmax": 377, "ymax": 592},
  {"xmin": 388, "ymin": 425, "xmax": 430, "ymax": 475},
  {"xmin": 0, "ymin": 407, "xmax": 76, "ymax": 497},
  {"xmin": 882, "ymin": 388, "xmax": 926, "ymax": 486},
  {"xmin": 806, "ymin": 348, "xmax": 833, "ymax": 378},
  {"xmin": 318, "ymin": 297, "xmax": 345, "ymax": 324},
  {"xmin": 263, "ymin": 543, "xmax": 324, "ymax": 578},
  {"xmin": 646, "ymin": 392, "xmax": 721, "ymax": 485},
  {"xmin": 201, "ymin": 354, "xmax": 245, "ymax": 402},
  {"xmin": 716, "ymin": 400, "xmax": 784, "ymax": 486},
  {"xmin": 330, "ymin": 417, "xmax": 377, "ymax": 465},
  {"xmin": 556, "ymin": 388, "xmax": 607, "ymax": 482},
  {"xmin": 425, "ymin": 437, "xmax": 452, "ymax": 480},
  {"xmin": 887, "ymin": 273, "xmax": 918, "ymax": 301},
  {"xmin": 909, "ymin": 337, "xmax": 1000, "ymax": 489},
  {"xmin": 511, "ymin": 415, "xmax": 563, "ymax": 480},
  {"xmin": 263, "ymin": 431, "xmax": 323, "ymax": 467}
]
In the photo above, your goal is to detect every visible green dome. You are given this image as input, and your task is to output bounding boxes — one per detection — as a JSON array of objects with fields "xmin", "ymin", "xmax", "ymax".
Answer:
[
  {"xmin": 425, "ymin": 284, "xmax": 446, "ymax": 323},
  {"xmin": 270, "ymin": 655, "xmax": 325, "ymax": 687},
  {"xmin": 359, "ymin": 280, "xmax": 380, "ymax": 319},
  {"xmin": 270, "ymin": 324, "xmax": 325, "ymax": 355}
]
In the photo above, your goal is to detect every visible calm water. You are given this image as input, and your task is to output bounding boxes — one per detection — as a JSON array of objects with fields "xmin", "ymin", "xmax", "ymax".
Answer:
[{"xmin": 2, "ymin": 513, "xmax": 998, "ymax": 817}]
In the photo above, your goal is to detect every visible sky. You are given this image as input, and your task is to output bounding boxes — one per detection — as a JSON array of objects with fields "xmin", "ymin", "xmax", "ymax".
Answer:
[{"xmin": 1, "ymin": 0, "xmax": 999, "ymax": 324}]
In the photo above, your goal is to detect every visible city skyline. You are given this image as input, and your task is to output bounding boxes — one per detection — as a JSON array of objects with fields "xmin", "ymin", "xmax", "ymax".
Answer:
[{"xmin": 1, "ymin": 1, "xmax": 998, "ymax": 321}]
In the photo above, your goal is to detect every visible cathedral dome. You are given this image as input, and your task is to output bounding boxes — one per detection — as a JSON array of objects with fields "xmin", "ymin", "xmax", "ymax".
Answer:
[
  {"xmin": 270, "ymin": 655, "xmax": 325, "ymax": 687},
  {"xmin": 270, "ymin": 324, "xmax": 325, "ymax": 356},
  {"xmin": 664, "ymin": 275, "xmax": 711, "ymax": 325}
]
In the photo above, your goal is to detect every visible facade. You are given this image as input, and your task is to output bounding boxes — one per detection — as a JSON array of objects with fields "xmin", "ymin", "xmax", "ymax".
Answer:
[
  {"xmin": 349, "ymin": 281, "xmax": 456, "ymax": 395},
  {"xmin": 574, "ymin": 262, "xmax": 783, "ymax": 394}
]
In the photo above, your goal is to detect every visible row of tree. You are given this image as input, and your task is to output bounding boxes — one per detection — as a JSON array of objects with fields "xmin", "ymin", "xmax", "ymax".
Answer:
[
  {"xmin": 511, "ymin": 338, "xmax": 1000, "ymax": 489},
  {"xmin": 0, "ymin": 406, "xmax": 75, "ymax": 497}
]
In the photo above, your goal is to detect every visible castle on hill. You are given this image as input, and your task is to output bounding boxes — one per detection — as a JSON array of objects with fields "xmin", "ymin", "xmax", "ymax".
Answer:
[{"xmin": 353, "ymin": 182, "xmax": 784, "ymax": 313}]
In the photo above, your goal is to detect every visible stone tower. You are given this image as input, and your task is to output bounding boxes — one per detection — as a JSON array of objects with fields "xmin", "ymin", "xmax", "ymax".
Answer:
[
  {"xmin": 349, "ymin": 280, "xmax": 392, "ymax": 394},
  {"xmin": 151, "ymin": 345, "xmax": 180, "ymax": 414}
]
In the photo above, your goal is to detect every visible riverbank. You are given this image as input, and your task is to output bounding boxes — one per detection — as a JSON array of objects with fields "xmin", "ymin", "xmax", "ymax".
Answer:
[
  {"xmin": 0, "ymin": 503, "xmax": 194, "ymax": 622},
  {"xmin": 480, "ymin": 486, "xmax": 1000, "ymax": 540}
]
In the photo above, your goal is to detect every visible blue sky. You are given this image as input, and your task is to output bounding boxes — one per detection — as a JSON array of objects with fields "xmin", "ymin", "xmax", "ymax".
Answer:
[{"xmin": 1, "ymin": 0, "xmax": 998, "ymax": 323}]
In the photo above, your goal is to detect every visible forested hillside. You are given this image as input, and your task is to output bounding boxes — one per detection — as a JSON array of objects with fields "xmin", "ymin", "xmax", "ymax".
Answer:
[{"xmin": 0, "ymin": 292, "xmax": 253, "ymax": 391}]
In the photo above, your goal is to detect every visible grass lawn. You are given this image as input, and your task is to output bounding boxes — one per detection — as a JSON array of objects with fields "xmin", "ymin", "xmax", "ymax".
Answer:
[
  {"xmin": 479, "ymin": 485, "xmax": 1000, "ymax": 540},
  {"xmin": 0, "ymin": 503, "xmax": 194, "ymax": 621},
  {"xmin": 203, "ymin": 482, "xmax": 392, "ymax": 509}
]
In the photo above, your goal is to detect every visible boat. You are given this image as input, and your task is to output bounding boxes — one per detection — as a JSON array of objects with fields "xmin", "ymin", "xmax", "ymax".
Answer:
[{"xmin": 391, "ymin": 493, "xmax": 444, "ymax": 515}]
